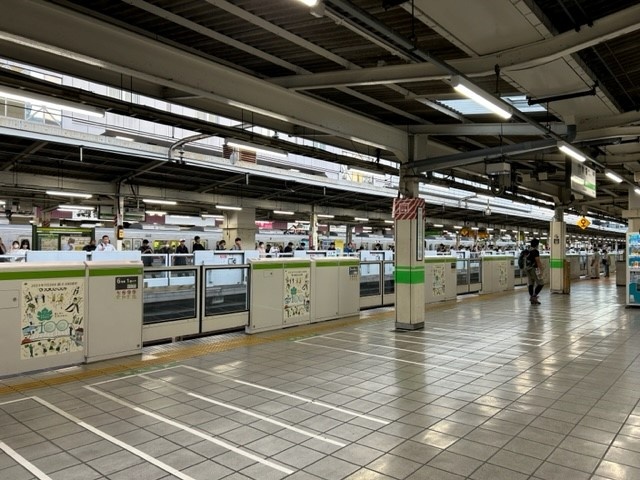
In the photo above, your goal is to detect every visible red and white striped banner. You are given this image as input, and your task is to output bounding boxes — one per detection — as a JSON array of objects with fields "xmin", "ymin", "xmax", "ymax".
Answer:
[{"xmin": 392, "ymin": 198, "xmax": 425, "ymax": 220}]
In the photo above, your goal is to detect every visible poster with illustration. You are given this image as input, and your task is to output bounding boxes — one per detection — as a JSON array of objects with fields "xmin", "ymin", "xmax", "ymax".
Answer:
[
  {"xmin": 432, "ymin": 264, "xmax": 445, "ymax": 297},
  {"xmin": 21, "ymin": 279, "xmax": 85, "ymax": 359},
  {"xmin": 283, "ymin": 269, "xmax": 310, "ymax": 320},
  {"xmin": 498, "ymin": 262, "xmax": 508, "ymax": 288}
]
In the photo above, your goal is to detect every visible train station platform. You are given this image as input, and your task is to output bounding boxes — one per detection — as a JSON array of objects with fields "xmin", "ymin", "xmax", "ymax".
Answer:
[{"xmin": 0, "ymin": 277, "xmax": 638, "ymax": 480}]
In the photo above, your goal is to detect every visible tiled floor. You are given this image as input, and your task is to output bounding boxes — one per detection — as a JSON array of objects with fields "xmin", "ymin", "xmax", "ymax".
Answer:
[{"xmin": 1, "ymin": 277, "xmax": 640, "ymax": 479}]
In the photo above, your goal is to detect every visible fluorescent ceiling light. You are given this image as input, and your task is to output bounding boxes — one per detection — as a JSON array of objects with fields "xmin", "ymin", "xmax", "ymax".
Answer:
[
  {"xmin": 558, "ymin": 143, "xmax": 586, "ymax": 162},
  {"xmin": 454, "ymin": 225, "xmax": 462, "ymax": 229},
  {"xmin": 216, "ymin": 204, "xmax": 242, "ymax": 211},
  {"xmin": 145, "ymin": 210, "xmax": 166, "ymax": 216},
  {"xmin": 274, "ymin": 210, "xmax": 295, "ymax": 215},
  {"xmin": 298, "ymin": 0, "xmax": 319, "ymax": 6},
  {"xmin": 0, "ymin": 86, "xmax": 105, "ymax": 118},
  {"xmin": 143, "ymin": 198, "xmax": 177, "ymax": 205},
  {"xmin": 433, "ymin": 224, "xmax": 443, "ymax": 227},
  {"xmin": 201, "ymin": 214, "xmax": 224, "ymax": 219},
  {"xmin": 450, "ymin": 76, "xmax": 512, "ymax": 119},
  {"xmin": 354, "ymin": 217, "xmax": 369, "ymax": 222},
  {"xmin": 46, "ymin": 190, "xmax": 92, "ymax": 199},
  {"xmin": 115, "ymin": 136, "xmax": 134, "ymax": 142},
  {"xmin": 58, "ymin": 205, "xmax": 94, "ymax": 211},
  {"xmin": 225, "ymin": 139, "xmax": 288, "ymax": 157},
  {"xmin": 384, "ymin": 220, "xmax": 394, "ymax": 224},
  {"xmin": 0, "ymin": 200, "xmax": 5, "ymax": 205},
  {"xmin": 635, "ymin": 188, "xmax": 640, "ymax": 195},
  {"xmin": 605, "ymin": 170, "xmax": 623, "ymax": 183},
  {"xmin": 317, "ymin": 214, "xmax": 334, "ymax": 219}
]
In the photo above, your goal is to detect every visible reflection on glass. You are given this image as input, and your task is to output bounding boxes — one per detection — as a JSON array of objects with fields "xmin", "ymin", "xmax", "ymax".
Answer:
[
  {"xmin": 204, "ymin": 266, "xmax": 248, "ymax": 316},
  {"xmin": 360, "ymin": 262, "xmax": 381, "ymax": 297},
  {"xmin": 383, "ymin": 261, "xmax": 394, "ymax": 295},
  {"xmin": 143, "ymin": 269, "xmax": 197, "ymax": 324}
]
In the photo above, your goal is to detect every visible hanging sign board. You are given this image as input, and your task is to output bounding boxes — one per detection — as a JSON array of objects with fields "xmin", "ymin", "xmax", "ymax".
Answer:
[{"xmin": 569, "ymin": 159, "xmax": 596, "ymax": 198}]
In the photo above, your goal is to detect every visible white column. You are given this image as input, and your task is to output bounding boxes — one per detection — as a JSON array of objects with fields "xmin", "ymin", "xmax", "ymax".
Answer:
[
  {"xmin": 223, "ymin": 207, "xmax": 256, "ymax": 248},
  {"xmin": 549, "ymin": 207, "xmax": 567, "ymax": 293}
]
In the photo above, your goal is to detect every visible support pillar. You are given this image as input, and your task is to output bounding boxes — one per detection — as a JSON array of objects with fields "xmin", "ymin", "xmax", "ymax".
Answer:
[
  {"xmin": 223, "ymin": 207, "xmax": 256, "ymax": 249},
  {"xmin": 394, "ymin": 169, "xmax": 425, "ymax": 331},
  {"xmin": 310, "ymin": 210, "xmax": 318, "ymax": 250},
  {"xmin": 115, "ymin": 195, "xmax": 124, "ymax": 251},
  {"xmin": 549, "ymin": 207, "xmax": 567, "ymax": 293}
]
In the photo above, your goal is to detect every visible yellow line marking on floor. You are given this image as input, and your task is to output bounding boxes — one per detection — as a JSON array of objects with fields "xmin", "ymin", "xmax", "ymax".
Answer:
[{"xmin": 0, "ymin": 292, "xmax": 508, "ymax": 396}]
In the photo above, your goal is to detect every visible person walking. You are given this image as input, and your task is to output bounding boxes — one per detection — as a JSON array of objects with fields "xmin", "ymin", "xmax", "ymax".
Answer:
[{"xmin": 525, "ymin": 238, "xmax": 544, "ymax": 305}]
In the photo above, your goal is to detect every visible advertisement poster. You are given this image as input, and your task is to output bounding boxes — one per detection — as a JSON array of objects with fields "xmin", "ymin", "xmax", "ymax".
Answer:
[
  {"xmin": 498, "ymin": 262, "xmax": 508, "ymax": 288},
  {"xmin": 432, "ymin": 264, "xmax": 445, "ymax": 297},
  {"xmin": 21, "ymin": 279, "xmax": 84, "ymax": 359},
  {"xmin": 283, "ymin": 269, "xmax": 310, "ymax": 320}
]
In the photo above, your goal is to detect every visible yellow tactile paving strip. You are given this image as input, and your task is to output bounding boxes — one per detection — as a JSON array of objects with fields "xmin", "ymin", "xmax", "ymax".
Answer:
[
  {"xmin": 0, "ymin": 292, "xmax": 502, "ymax": 397},
  {"xmin": 0, "ymin": 307, "xmax": 394, "ymax": 396}
]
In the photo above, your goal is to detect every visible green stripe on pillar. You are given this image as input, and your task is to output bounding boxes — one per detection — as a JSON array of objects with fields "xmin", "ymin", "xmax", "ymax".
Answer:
[
  {"xmin": 395, "ymin": 265, "xmax": 425, "ymax": 284},
  {"xmin": 550, "ymin": 258, "xmax": 564, "ymax": 268}
]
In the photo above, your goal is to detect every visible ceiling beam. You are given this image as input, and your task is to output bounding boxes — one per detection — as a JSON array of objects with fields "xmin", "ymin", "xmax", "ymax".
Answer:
[
  {"xmin": 407, "ymin": 123, "xmax": 567, "ymax": 136},
  {"xmin": 270, "ymin": 3, "xmax": 640, "ymax": 90},
  {"xmin": 0, "ymin": 0, "xmax": 409, "ymax": 160},
  {"xmin": 409, "ymin": 139, "xmax": 557, "ymax": 172}
]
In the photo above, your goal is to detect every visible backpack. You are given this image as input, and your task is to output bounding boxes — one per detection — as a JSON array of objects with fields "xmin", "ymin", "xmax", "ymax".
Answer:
[{"xmin": 517, "ymin": 250, "xmax": 528, "ymax": 269}]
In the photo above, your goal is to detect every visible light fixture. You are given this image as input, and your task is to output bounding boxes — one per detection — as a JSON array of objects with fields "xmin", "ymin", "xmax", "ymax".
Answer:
[
  {"xmin": 354, "ymin": 217, "xmax": 369, "ymax": 222},
  {"xmin": 273, "ymin": 210, "xmax": 295, "ymax": 215},
  {"xmin": 298, "ymin": 0, "xmax": 319, "ymax": 6},
  {"xmin": 225, "ymin": 139, "xmax": 288, "ymax": 158},
  {"xmin": 635, "ymin": 187, "xmax": 640, "ymax": 195},
  {"xmin": 58, "ymin": 205, "xmax": 94, "ymax": 211},
  {"xmin": 317, "ymin": 214, "xmax": 334, "ymax": 219},
  {"xmin": 558, "ymin": 142, "xmax": 587, "ymax": 162},
  {"xmin": 450, "ymin": 76, "xmax": 512, "ymax": 119},
  {"xmin": 605, "ymin": 170, "xmax": 623, "ymax": 183},
  {"xmin": 143, "ymin": 198, "xmax": 177, "ymax": 205},
  {"xmin": 454, "ymin": 225, "xmax": 462, "ymax": 229},
  {"xmin": 46, "ymin": 190, "xmax": 92, "ymax": 199},
  {"xmin": 433, "ymin": 224, "xmax": 443, "ymax": 227},
  {"xmin": 384, "ymin": 220, "xmax": 394, "ymax": 224},
  {"xmin": 115, "ymin": 136, "xmax": 134, "ymax": 142},
  {"xmin": 0, "ymin": 86, "xmax": 105, "ymax": 118},
  {"xmin": 145, "ymin": 210, "xmax": 167, "ymax": 216},
  {"xmin": 216, "ymin": 204, "xmax": 242, "ymax": 211},
  {"xmin": 201, "ymin": 214, "xmax": 224, "ymax": 219}
]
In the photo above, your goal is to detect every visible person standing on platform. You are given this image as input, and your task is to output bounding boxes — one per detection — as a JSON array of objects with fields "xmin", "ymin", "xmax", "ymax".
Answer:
[
  {"xmin": 216, "ymin": 239, "xmax": 226, "ymax": 250},
  {"xmin": 175, "ymin": 239, "xmax": 189, "ymax": 265},
  {"xmin": 83, "ymin": 239, "xmax": 96, "ymax": 252},
  {"xmin": 230, "ymin": 237, "xmax": 242, "ymax": 250},
  {"xmin": 96, "ymin": 235, "xmax": 115, "ymax": 251},
  {"xmin": 257, "ymin": 241, "xmax": 266, "ymax": 256},
  {"xmin": 0, "ymin": 237, "xmax": 6, "ymax": 255},
  {"xmin": 283, "ymin": 242, "xmax": 294, "ymax": 253},
  {"xmin": 20, "ymin": 239, "xmax": 30, "ymax": 250},
  {"xmin": 590, "ymin": 248, "xmax": 601, "ymax": 279},
  {"xmin": 139, "ymin": 239, "xmax": 153, "ymax": 267},
  {"xmin": 601, "ymin": 248, "xmax": 610, "ymax": 277},
  {"xmin": 525, "ymin": 238, "xmax": 544, "ymax": 305},
  {"xmin": 192, "ymin": 235, "xmax": 205, "ymax": 252},
  {"xmin": 63, "ymin": 238, "xmax": 75, "ymax": 251}
]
